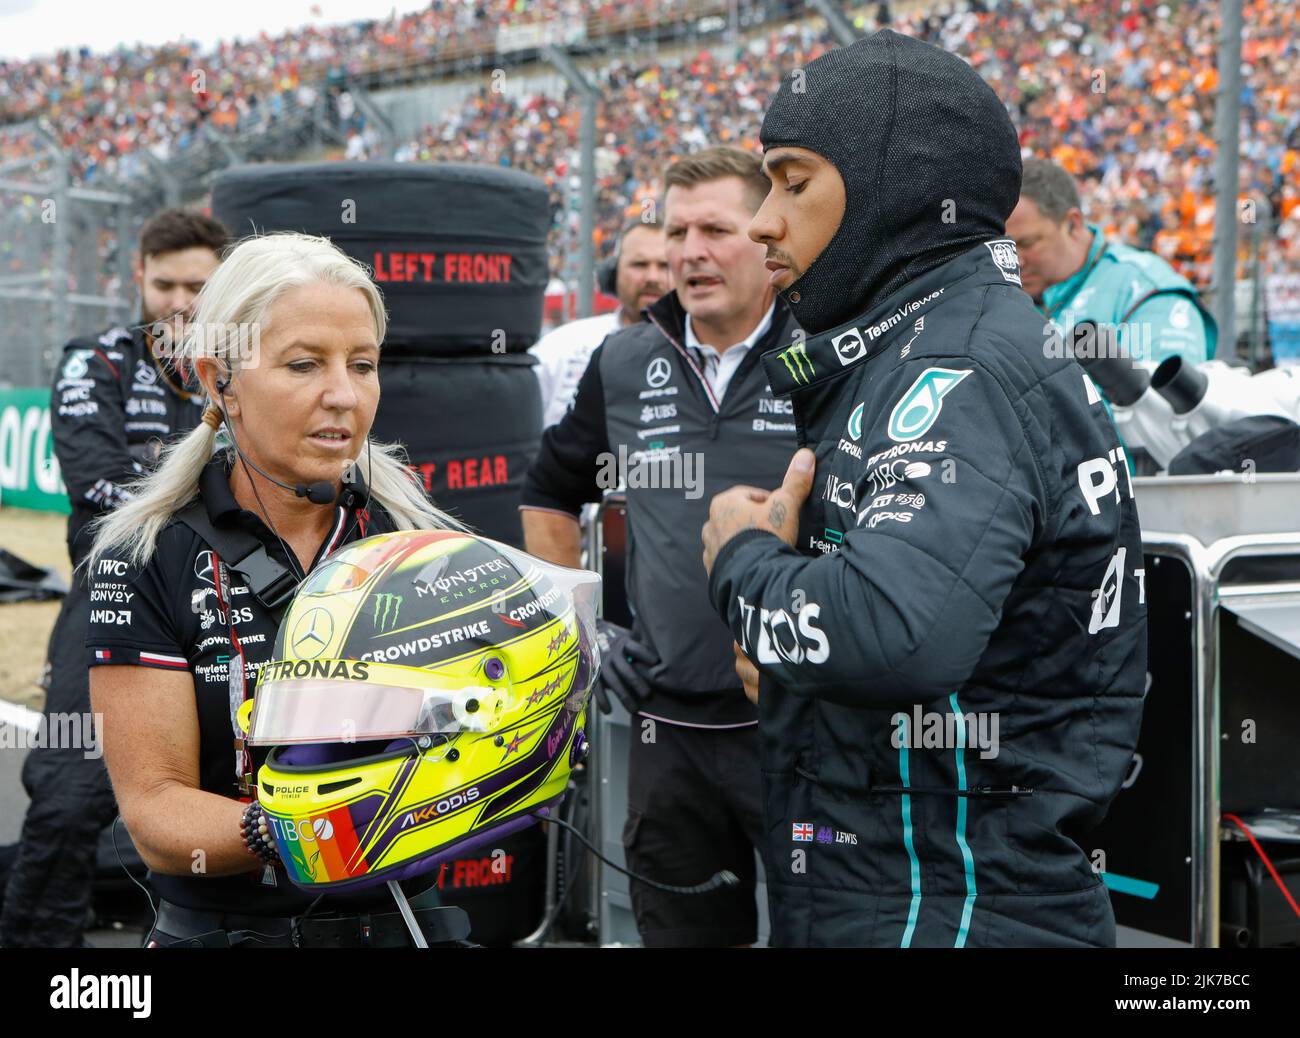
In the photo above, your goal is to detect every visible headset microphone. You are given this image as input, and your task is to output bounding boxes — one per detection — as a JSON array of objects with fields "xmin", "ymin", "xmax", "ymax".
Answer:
[{"xmin": 215, "ymin": 378, "xmax": 340, "ymax": 505}]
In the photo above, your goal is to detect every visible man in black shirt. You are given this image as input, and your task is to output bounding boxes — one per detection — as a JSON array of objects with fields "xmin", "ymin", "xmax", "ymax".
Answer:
[{"xmin": 1, "ymin": 210, "xmax": 228, "ymax": 948}]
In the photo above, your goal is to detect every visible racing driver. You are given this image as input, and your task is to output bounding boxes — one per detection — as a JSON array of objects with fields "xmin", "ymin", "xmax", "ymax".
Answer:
[{"xmin": 700, "ymin": 30, "xmax": 1147, "ymax": 947}]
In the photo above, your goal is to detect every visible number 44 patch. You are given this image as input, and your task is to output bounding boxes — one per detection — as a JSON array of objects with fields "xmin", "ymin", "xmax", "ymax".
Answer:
[{"xmin": 887, "ymin": 367, "xmax": 970, "ymax": 442}]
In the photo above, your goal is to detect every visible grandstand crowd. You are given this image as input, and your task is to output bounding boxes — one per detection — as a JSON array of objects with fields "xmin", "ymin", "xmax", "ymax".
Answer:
[{"xmin": 2, "ymin": 0, "xmax": 1297, "ymax": 293}]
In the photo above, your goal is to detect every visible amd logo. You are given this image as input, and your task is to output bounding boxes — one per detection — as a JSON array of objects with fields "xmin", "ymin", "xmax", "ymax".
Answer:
[{"xmin": 90, "ymin": 609, "xmax": 131, "ymax": 625}]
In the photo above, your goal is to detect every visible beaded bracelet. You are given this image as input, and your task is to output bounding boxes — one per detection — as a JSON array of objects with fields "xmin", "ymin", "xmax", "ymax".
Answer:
[{"xmin": 239, "ymin": 800, "xmax": 281, "ymax": 866}]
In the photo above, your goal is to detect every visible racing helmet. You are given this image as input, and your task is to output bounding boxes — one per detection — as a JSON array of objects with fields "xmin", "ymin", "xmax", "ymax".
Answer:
[{"xmin": 247, "ymin": 530, "xmax": 600, "ymax": 892}]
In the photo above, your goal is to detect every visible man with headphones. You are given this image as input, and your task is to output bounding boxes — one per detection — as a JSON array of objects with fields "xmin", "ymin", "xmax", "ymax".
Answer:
[{"xmin": 531, "ymin": 216, "xmax": 669, "ymax": 428}]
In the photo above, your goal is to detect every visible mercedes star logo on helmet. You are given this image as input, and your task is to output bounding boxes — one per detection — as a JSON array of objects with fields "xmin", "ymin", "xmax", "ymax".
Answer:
[{"xmin": 292, "ymin": 608, "xmax": 335, "ymax": 659}]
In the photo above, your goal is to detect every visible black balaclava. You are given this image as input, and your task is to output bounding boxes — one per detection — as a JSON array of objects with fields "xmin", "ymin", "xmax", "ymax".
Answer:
[{"xmin": 760, "ymin": 29, "xmax": 1023, "ymax": 335}]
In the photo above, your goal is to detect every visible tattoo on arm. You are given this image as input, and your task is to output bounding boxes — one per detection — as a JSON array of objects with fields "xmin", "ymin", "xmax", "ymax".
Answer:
[{"xmin": 767, "ymin": 500, "xmax": 787, "ymax": 530}]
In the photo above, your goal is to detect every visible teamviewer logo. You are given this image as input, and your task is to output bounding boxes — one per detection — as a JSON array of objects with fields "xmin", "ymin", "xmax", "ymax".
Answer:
[{"xmin": 831, "ymin": 327, "xmax": 867, "ymax": 366}]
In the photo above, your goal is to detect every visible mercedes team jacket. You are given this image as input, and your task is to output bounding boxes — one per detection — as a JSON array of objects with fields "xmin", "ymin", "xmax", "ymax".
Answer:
[
  {"xmin": 707, "ymin": 241, "xmax": 1148, "ymax": 947},
  {"xmin": 51, "ymin": 324, "xmax": 204, "ymax": 566},
  {"xmin": 522, "ymin": 292, "xmax": 801, "ymax": 726}
]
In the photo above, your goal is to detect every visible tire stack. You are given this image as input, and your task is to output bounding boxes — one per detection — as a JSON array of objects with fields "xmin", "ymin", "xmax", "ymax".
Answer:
[
  {"xmin": 212, "ymin": 161, "xmax": 547, "ymax": 547},
  {"xmin": 214, "ymin": 163, "xmax": 551, "ymax": 943}
]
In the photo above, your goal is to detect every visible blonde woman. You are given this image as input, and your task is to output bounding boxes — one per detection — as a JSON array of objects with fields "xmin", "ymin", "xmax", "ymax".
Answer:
[{"xmin": 85, "ymin": 232, "xmax": 459, "ymax": 947}]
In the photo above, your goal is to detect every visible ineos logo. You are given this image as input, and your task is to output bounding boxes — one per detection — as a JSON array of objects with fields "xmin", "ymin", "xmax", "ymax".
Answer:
[
  {"xmin": 823, "ymin": 475, "xmax": 855, "ymax": 509},
  {"xmin": 646, "ymin": 357, "xmax": 671, "ymax": 388}
]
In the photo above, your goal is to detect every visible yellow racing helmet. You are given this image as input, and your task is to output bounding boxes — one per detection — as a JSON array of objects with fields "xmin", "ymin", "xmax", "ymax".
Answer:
[{"xmin": 246, "ymin": 530, "xmax": 600, "ymax": 892}]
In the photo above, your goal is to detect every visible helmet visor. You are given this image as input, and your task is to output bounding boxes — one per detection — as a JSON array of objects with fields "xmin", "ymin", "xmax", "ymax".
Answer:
[{"xmin": 248, "ymin": 660, "xmax": 512, "ymax": 745}]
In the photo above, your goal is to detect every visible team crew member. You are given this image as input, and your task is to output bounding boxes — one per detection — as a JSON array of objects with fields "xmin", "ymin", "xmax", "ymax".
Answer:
[
  {"xmin": 2, "ymin": 208, "xmax": 229, "ymax": 949},
  {"xmin": 531, "ymin": 217, "xmax": 669, "ymax": 427},
  {"xmin": 84, "ymin": 233, "xmax": 460, "ymax": 946},
  {"xmin": 522, "ymin": 146, "xmax": 800, "ymax": 947},
  {"xmin": 1007, "ymin": 158, "xmax": 1216, "ymax": 368},
  {"xmin": 701, "ymin": 32, "xmax": 1146, "ymax": 947}
]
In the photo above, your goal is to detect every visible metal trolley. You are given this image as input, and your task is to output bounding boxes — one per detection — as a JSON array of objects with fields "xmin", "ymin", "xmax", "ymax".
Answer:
[{"xmin": 1096, "ymin": 474, "xmax": 1300, "ymax": 948}]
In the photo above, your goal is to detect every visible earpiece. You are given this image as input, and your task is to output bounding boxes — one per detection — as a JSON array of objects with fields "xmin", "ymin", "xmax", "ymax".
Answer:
[{"xmin": 597, "ymin": 254, "xmax": 619, "ymax": 297}]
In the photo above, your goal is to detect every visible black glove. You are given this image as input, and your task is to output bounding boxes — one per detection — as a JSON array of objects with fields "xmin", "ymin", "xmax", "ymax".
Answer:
[{"xmin": 592, "ymin": 619, "xmax": 659, "ymax": 715}]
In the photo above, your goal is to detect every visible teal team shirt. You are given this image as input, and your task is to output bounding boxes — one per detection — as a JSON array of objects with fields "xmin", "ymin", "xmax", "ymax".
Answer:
[{"xmin": 1040, "ymin": 223, "xmax": 1216, "ymax": 366}]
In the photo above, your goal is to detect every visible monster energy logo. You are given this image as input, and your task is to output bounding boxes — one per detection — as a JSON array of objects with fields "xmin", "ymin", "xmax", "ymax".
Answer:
[
  {"xmin": 372, "ymin": 593, "xmax": 403, "ymax": 631},
  {"xmin": 778, "ymin": 342, "xmax": 815, "ymax": 384}
]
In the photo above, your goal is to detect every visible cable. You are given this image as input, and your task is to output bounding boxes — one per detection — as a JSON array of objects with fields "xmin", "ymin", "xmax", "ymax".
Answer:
[
  {"xmin": 239, "ymin": 452, "xmax": 308, "ymax": 584},
  {"xmin": 1223, "ymin": 813, "xmax": 1300, "ymax": 921},
  {"xmin": 111, "ymin": 815, "xmax": 294, "ymax": 946},
  {"xmin": 521, "ymin": 778, "xmax": 587, "ymax": 946},
  {"xmin": 531, "ymin": 811, "xmax": 739, "ymax": 896},
  {"xmin": 111, "ymin": 814, "xmax": 158, "ymax": 939}
]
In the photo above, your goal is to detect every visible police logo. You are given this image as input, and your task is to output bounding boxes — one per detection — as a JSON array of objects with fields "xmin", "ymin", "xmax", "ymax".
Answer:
[
  {"xmin": 831, "ymin": 327, "xmax": 867, "ymax": 366},
  {"xmin": 646, "ymin": 357, "xmax": 671, "ymax": 389},
  {"xmin": 291, "ymin": 608, "xmax": 335, "ymax": 659},
  {"xmin": 984, "ymin": 239, "xmax": 1022, "ymax": 286}
]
